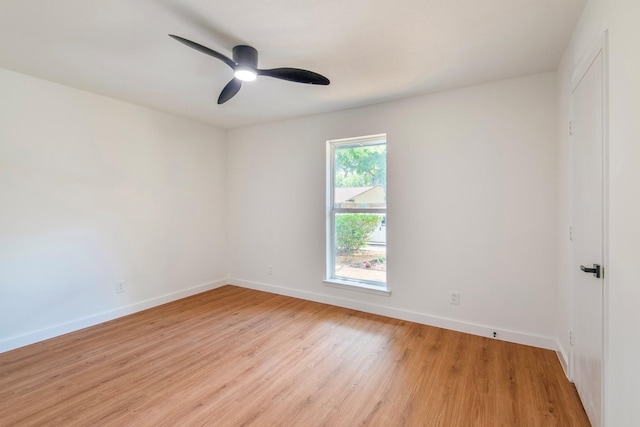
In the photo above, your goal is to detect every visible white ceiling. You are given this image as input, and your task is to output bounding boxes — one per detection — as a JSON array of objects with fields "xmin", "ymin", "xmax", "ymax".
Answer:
[{"xmin": 0, "ymin": 0, "xmax": 585, "ymax": 129}]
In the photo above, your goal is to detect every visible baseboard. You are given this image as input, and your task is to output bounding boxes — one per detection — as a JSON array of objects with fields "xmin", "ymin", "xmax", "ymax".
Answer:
[
  {"xmin": 556, "ymin": 339, "xmax": 571, "ymax": 380},
  {"xmin": 3, "ymin": 277, "xmax": 558, "ymax": 355},
  {"xmin": 229, "ymin": 278, "xmax": 557, "ymax": 351},
  {"xmin": 0, "ymin": 278, "xmax": 228, "ymax": 354}
]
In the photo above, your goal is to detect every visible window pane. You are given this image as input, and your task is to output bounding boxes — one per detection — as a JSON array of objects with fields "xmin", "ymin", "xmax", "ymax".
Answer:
[
  {"xmin": 327, "ymin": 135, "xmax": 387, "ymax": 289},
  {"xmin": 334, "ymin": 213, "xmax": 386, "ymax": 284},
  {"xmin": 334, "ymin": 144, "xmax": 386, "ymax": 209}
]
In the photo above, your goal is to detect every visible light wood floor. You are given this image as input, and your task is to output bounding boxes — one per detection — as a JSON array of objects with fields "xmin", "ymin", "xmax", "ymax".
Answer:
[{"xmin": 0, "ymin": 285, "xmax": 589, "ymax": 426}]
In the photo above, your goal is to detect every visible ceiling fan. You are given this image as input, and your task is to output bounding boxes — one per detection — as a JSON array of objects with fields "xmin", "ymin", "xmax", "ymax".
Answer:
[{"xmin": 169, "ymin": 35, "xmax": 330, "ymax": 104}]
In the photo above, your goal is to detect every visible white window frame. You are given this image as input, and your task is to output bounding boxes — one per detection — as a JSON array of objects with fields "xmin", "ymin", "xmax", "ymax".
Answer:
[{"xmin": 325, "ymin": 134, "xmax": 389, "ymax": 295}]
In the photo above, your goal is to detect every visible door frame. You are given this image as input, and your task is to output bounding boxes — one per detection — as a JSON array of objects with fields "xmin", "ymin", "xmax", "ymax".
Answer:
[{"xmin": 568, "ymin": 30, "xmax": 609, "ymax": 426}]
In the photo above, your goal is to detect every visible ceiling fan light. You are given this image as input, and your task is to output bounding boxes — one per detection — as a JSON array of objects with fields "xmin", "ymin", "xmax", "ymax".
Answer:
[{"xmin": 234, "ymin": 67, "xmax": 257, "ymax": 82}]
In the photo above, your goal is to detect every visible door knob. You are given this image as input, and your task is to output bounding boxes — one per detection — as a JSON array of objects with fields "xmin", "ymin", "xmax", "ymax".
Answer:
[{"xmin": 580, "ymin": 264, "xmax": 602, "ymax": 278}]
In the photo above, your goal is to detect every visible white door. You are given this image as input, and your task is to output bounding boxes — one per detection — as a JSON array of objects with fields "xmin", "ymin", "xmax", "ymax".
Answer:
[{"xmin": 571, "ymin": 46, "xmax": 605, "ymax": 427}]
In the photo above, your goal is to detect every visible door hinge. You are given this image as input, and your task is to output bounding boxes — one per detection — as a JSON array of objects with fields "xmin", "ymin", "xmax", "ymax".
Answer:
[
  {"xmin": 569, "ymin": 226, "xmax": 573, "ymax": 241},
  {"xmin": 569, "ymin": 330, "xmax": 574, "ymax": 346},
  {"xmin": 569, "ymin": 120, "xmax": 574, "ymax": 136}
]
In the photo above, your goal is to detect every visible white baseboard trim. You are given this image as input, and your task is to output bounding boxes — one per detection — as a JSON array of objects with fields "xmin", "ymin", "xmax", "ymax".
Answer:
[
  {"xmin": 556, "ymin": 340, "xmax": 571, "ymax": 380},
  {"xmin": 3, "ymin": 277, "xmax": 558, "ymax": 354},
  {"xmin": 229, "ymin": 278, "xmax": 557, "ymax": 351},
  {"xmin": 0, "ymin": 278, "xmax": 228, "ymax": 354}
]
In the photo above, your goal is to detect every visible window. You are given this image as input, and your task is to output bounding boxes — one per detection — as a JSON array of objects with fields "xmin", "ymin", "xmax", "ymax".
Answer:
[{"xmin": 326, "ymin": 134, "xmax": 387, "ymax": 292}]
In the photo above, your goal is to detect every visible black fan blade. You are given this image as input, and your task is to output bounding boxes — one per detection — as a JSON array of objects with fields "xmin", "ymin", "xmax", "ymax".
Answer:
[
  {"xmin": 218, "ymin": 79, "xmax": 242, "ymax": 104},
  {"xmin": 169, "ymin": 34, "xmax": 236, "ymax": 69},
  {"xmin": 257, "ymin": 68, "xmax": 330, "ymax": 85}
]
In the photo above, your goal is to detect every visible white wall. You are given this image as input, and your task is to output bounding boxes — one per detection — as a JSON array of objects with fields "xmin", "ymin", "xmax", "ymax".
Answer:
[
  {"xmin": 227, "ymin": 73, "xmax": 559, "ymax": 348},
  {"xmin": 557, "ymin": 0, "xmax": 640, "ymax": 424},
  {"xmin": 607, "ymin": 0, "xmax": 640, "ymax": 424},
  {"xmin": 0, "ymin": 68, "xmax": 228, "ymax": 352}
]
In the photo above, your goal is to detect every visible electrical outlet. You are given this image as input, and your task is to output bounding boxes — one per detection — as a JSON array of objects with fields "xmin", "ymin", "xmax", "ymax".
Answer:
[
  {"xmin": 116, "ymin": 281, "xmax": 125, "ymax": 294},
  {"xmin": 268, "ymin": 265, "xmax": 273, "ymax": 275},
  {"xmin": 449, "ymin": 291, "xmax": 460, "ymax": 305}
]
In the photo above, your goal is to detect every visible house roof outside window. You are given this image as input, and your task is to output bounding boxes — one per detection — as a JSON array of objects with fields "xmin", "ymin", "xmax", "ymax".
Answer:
[{"xmin": 334, "ymin": 186, "xmax": 386, "ymax": 208}]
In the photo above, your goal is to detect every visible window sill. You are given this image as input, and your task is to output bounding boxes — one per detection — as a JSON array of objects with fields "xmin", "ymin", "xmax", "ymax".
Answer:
[{"xmin": 323, "ymin": 279, "xmax": 391, "ymax": 296}]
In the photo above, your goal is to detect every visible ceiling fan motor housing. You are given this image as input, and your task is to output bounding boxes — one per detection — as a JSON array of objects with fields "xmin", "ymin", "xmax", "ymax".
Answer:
[{"xmin": 233, "ymin": 45, "xmax": 258, "ymax": 68}]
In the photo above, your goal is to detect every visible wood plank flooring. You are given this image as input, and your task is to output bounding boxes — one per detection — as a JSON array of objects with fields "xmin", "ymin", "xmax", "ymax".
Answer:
[{"xmin": 0, "ymin": 285, "xmax": 590, "ymax": 426}]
